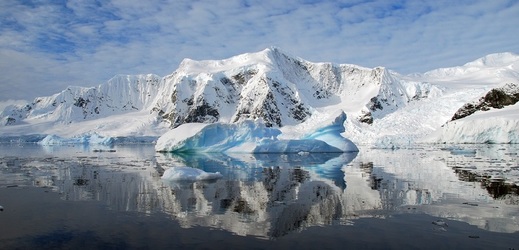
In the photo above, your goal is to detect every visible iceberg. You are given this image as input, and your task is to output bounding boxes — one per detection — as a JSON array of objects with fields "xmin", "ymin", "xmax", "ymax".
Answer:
[
  {"xmin": 161, "ymin": 166, "xmax": 223, "ymax": 181},
  {"xmin": 38, "ymin": 133, "xmax": 114, "ymax": 146},
  {"xmin": 155, "ymin": 111, "xmax": 358, "ymax": 153}
]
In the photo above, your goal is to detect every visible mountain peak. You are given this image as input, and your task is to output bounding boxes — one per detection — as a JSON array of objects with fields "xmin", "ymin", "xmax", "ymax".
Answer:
[
  {"xmin": 259, "ymin": 46, "xmax": 294, "ymax": 58},
  {"xmin": 176, "ymin": 47, "xmax": 299, "ymax": 75},
  {"xmin": 464, "ymin": 52, "xmax": 519, "ymax": 68}
]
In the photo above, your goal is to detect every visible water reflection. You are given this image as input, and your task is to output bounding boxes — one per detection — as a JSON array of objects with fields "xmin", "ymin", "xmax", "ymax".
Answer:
[
  {"xmin": 349, "ymin": 145, "xmax": 519, "ymax": 233},
  {"xmin": 0, "ymin": 144, "xmax": 518, "ymax": 238},
  {"xmin": 157, "ymin": 151, "xmax": 358, "ymax": 238}
]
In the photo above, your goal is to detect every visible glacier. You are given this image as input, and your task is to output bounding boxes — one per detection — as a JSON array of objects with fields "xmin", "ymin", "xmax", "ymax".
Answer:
[{"xmin": 155, "ymin": 111, "xmax": 358, "ymax": 153}]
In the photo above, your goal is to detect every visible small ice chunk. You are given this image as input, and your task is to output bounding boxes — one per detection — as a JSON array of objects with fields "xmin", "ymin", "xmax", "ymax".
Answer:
[{"xmin": 432, "ymin": 220, "xmax": 448, "ymax": 227}]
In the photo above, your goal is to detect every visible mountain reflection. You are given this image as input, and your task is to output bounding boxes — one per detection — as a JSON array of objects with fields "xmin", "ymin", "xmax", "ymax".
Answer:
[{"xmin": 1, "ymin": 144, "xmax": 518, "ymax": 237}]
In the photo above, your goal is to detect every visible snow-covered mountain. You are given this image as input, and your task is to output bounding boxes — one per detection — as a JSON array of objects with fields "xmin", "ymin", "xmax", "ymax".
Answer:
[
  {"xmin": 150, "ymin": 47, "xmax": 440, "ymax": 128},
  {"xmin": 346, "ymin": 52, "xmax": 519, "ymax": 145},
  {"xmin": 2, "ymin": 74, "xmax": 161, "ymax": 124},
  {"xmin": 1, "ymin": 48, "xmax": 518, "ymax": 145}
]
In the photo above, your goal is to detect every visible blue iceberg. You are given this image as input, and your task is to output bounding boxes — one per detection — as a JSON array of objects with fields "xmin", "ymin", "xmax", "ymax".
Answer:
[{"xmin": 155, "ymin": 111, "xmax": 358, "ymax": 153}]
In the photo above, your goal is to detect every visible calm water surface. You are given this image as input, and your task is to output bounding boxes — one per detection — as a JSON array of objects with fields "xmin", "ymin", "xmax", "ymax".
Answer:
[{"xmin": 0, "ymin": 144, "xmax": 518, "ymax": 249}]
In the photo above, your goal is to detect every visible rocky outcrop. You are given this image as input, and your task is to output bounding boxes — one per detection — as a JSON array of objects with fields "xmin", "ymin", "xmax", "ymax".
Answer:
[{"xmin": 451, "ymin": 83, "xmax": 519, "ymax": 121}]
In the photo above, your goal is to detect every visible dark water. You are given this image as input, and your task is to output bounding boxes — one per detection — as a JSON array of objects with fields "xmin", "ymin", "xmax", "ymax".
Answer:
[{"xmin": 0, "ymin": 144, "xmax": 518, "ymax": 249}]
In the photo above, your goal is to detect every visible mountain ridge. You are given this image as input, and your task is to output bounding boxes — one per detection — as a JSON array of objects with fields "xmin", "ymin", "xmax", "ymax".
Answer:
[{"xmin": 1, "ymin": 48, "xmax": 518, "ymax": 144}]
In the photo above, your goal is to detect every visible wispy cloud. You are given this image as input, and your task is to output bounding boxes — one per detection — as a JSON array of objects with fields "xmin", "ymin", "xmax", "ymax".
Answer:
[{"xmin": 1, "ymin": 0, "xmax": 518, "ymax": 100}]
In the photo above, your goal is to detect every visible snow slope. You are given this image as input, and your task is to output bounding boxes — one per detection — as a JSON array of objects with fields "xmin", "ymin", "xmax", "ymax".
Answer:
[{"xmin": 1, "ymin": 48, "xmax": 518, "ymax": 146}]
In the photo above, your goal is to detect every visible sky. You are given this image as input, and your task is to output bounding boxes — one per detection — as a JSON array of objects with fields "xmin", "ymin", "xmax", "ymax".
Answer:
[{"xmin": 0, "ymin": 0, "xmax": 518, "ymax": 102}]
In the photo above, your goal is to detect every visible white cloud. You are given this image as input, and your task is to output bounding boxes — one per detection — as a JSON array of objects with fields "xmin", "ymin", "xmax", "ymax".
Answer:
[{"xmin": 0, "ymin": 0, "xmax": 518, "ymax": 100}]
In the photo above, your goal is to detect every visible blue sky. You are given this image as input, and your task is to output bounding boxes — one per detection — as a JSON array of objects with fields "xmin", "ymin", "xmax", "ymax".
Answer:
[{"xmin": 1, "ymin": 0, "xmax": 518, "ymax": 101}]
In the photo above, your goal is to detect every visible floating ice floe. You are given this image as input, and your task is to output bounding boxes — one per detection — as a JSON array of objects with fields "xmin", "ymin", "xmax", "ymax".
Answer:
[
  {"xmin": 155, "ymin": 111, "xmax": 358, "ymax": 153},
  {"xmin": 161, "ymin": 166, "xmax": 223, "ymax": 181},
  {"xmin": 442, "ymin": 147, "xmax": 477, "ymax": 156}
]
